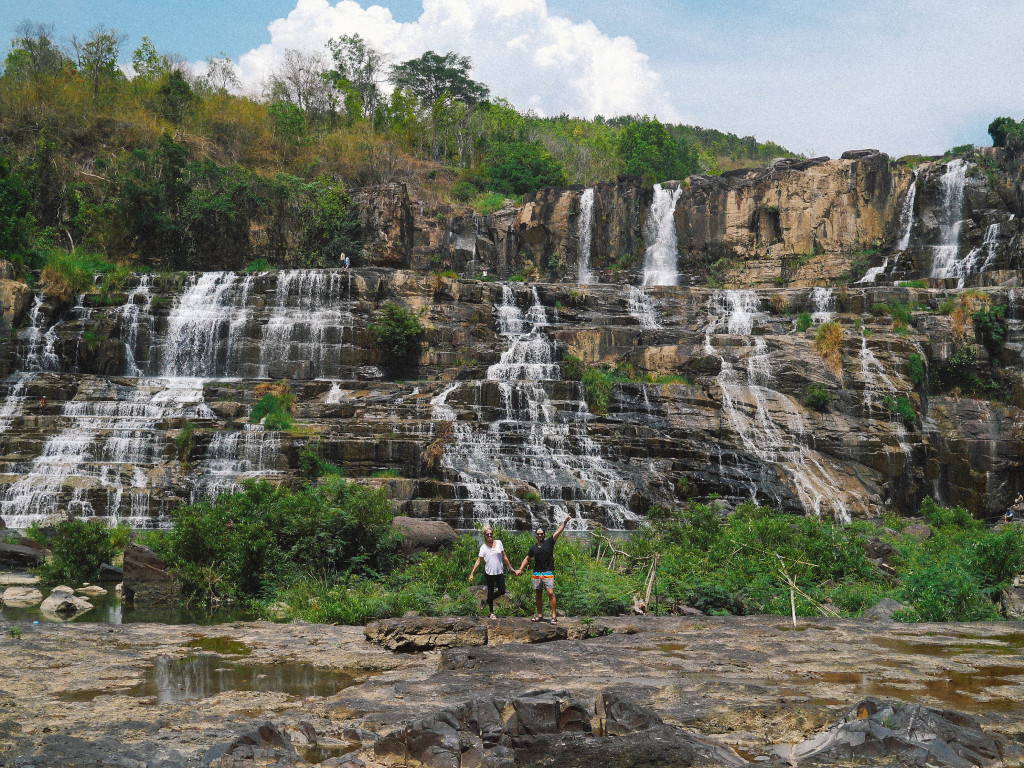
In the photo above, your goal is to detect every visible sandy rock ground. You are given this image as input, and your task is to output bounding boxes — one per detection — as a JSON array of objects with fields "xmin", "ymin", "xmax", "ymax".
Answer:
[{"xmin": 1, "ymin": 615, "xmax": 1023, "ymax": 765}]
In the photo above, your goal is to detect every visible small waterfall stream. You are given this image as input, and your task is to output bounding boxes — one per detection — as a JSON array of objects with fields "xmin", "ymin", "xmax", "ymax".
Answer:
[
  {"xmin": 705, "ymin": 290, "xmax": 850, "ymax": 521},
  {"xmin": 642, "ymin": 184, "xmax": 684, "ymax": 287},
  {"xmin": 431, "ymin": 285, "xmax": 635, "ymax": 529},
  {"xmin": 810, "ymin": 287, "xmax": 834, "ymax": 323},
  {"xmin": 860, "ymin": 173, "xmax": 917, "ymax": 284},
  {"xmin": 929, "ymin": 159, "xmax": 970, "ymax": 283},
  {"xmin": 577, "ymin": 187, "xmax": 596, "ymax": 285}
]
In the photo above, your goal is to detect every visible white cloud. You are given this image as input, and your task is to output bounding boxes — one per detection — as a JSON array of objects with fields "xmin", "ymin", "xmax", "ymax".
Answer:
[{"xmin": 234, "ymin": 0, "xmax": 677, "ymax": 120}]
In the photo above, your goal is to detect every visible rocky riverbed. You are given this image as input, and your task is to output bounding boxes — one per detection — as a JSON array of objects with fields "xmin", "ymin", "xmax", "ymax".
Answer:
[{"xmin": 2, "ymin": 615, "xmax": 1023, "ymax": 766}]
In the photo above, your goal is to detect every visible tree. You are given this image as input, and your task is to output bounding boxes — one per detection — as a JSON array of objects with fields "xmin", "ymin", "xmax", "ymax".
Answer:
[
  {"xmin": 156, "ymin": 69, "xmax": 194, "ymax": 123},
  {"xmin": 2, "ymin": 21, "xmax": 68, "ymax": 81},
  {"xmin": 389, "ymin": 50, "xmax": 489, "ymax": 108},
  {"xmin": 326, "ymin": 34, "xmax": 388, "ymax": 123},
  {"xmin": 484, "ymin": 141, "xmax": 567, "ymax": 195},
  {"xmin": 617, "ymin": 116, "xmax": 699, "ymax": 182},
  {"xmin": 988, "ymin": 117, "xmax": 1024, "ymax": 152},
  {"xmin": 0, "ymin": 157, "xmax": 35, "ymax": 262},
  {"xmin": 131, "ymin": 35, "xmax": 167, "ymax": 80},
  {"xmin": 267, "ymin": 49, "xmax": 336, "ymax": 121},
  {"xmin": 71, "ymin": 25, "xmax": 127, "ymax": 99},
  {"xmin": 202, "ymin": 52, "xmax": 240, "ymax": 94}
]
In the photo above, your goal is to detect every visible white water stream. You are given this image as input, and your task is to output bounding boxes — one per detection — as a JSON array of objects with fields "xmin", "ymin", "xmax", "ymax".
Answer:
[{"xmin": 577, "ymin": 187, "xmax": 596, "ymax": 284}]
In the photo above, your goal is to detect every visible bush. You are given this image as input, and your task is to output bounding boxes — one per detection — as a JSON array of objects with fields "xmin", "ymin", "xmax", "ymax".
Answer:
[
  {"xmin": 484, "ymin": 141, "xmax": 567, "ymax": 195},
  {"xmin": 907, "ymin": 353, "xmax": 926, "ymax": 388},
  {"xmin": 919, "ymin": 496, "xmax": 978, "ymax": 529},
  {"xmin": 795, "ymin": 312, "xmax": 812, "ymax": 332},
  {"xmin": 174, "ymin": 421, "xmax": 196, "ymax": 467},
  {"xmin": 935, "ymin": 345, "xmax": 975, "ymax": 390},
  {"xmin": 888, "ymin": 300, "xmax": 913, "ymax": 330},
  {"xmin": 813, "ymin": 321, "xmax": 844, "ymax": 377},
  {"xmin": 250, "ymin": 394, "xmax": 293, "ymax": 430},
  {"xmin": 470, "ymin": 193, "xmax": 508, "ymax": 215},
  {"xmin": 151, "ymin": 478, "xmax": 400, "ymax": 602},
  {"xmin": 803, "ymin": 383, "xmax": 832, "ymax": 411},
  {"xmin": 369, "ymin": 302, "xmax": 425, "ymax": 362},
  {"xmin": 451, "ymin": 180, "xmax": 477, "ymax": 202},
  {"xmin": 299, "ymin": 179, "xmax": 361, "ymax": 267},
  {"xmin": 883, "ymin": 394, "xmax": 916, "ymax": 428},
  {"xmin": 561, "ymin": 354, "xmax": 584, "ymax": 381},
  {"xmin": 582, "ymin": 367, "xmax": 619, "ymax": 415},
  {"xmin": 898, "ymin": 280, "xmax": 928, "ymax": 288},
  {"xmin": 39, "ymin": 250, "xmax": 116, "ymax": 302},
  {"xmin": 245, "ymin": 258, "xmax": 272, "ymax": 272},
  {"xmin": 972, "ymin": 304, "xmax": 1006, "ymax": 357},
  {"xmin": 35, "ymin": 519, "xmax": 124, "ymax": 585}
]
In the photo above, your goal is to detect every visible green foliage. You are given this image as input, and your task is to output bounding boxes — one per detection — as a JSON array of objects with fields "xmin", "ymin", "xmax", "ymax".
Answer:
[
  {"xmin": 40, "ymin": 250, "xmax": 116, "ymax": 301},
  {"xmin": 174, "ymin": 421, "xmax": 196, "ymax": 467},
  {"xmin": 883, "ymin": 393, "xmax": 916, "ymax": 428},
  {"xmin": 920, "ymin": 496, "xmax": 978, "ymax": 529},
  {"xmin": 898, "ymin": 280, "xmax": 928, "ymax": 288},
  {"xmin": 524, "ymin": 491, "xmax": 541, "ymax": 504},
  {"xmin": 470, "ymin": 193, "xmax": 508, "ymax": 215},
  {"xmin": 561, "ymin": 354, "xmax": 584, "ymax": 381},
  {"xmin": 972, "ymin": 304, "xmax": 1006, "ymax": 357},
  {"xmin": 484, "ymin": 141, "xmax": 567, "ymax": 195},
  {"xmin": 907, "ymin": 353, "xmax": 926, "ymax": 388},
  {"xmin": 934, "ymin": 345, "xmax": 975, "ymax": 391},
  {"xmin": 581, "ymin": 366, "xmax": 622, "ymax": 415},
  {"xmin": 802, "ymin": 383, "xmax": 832, "ymax": 411},
  {"xmin": 887, "ymin": 300, "xmax": 914, "ymax": 330},
  {"xmin": 369, "ymin": 302, "xmax": 425, "ymax": 361},
  {"xmin": 35, "ymin": 518, "xmax": 124, "ymax": 585},
  {"xmin": 0, "ymin": 156, "xmax": 35, "ymax": 263},
  {"xmin": 298, "ymin": 441, "xmax": 343, "ymax": 480},
  {"xmin": 451, "ymin": 180, "xmax": 478, "ymax": 202},
  {"xmin": 795, "ymin": 312, "xmax": 812, "ymax": 332},
  {"xmin": 389, "ymin": 50, "xmax": 489, "ymax": 107},
  {"xmin": 245, "ymin": 258, "xmax": 272, "ymax": 272},
  {"xmin": 298, "ymin": 179, "xmax": 361, "ymax": 267},
  {"xmin": 617, "ymin": 116, "xmax": 698, "ymax": 181},
  {"xmin": 150, "ymin": 478, "xmax": 400, "ymax": 602},
  {"xmin": 7, "ymin": 626, "xmax": 22, "ymax": 639},
  {"xmin": 250, "ymin": 394, "xmax": 294, "ymax": 431},
  {"xmin": 988, "ymin": 116, "xmax": 1024, "ymax": 152}
]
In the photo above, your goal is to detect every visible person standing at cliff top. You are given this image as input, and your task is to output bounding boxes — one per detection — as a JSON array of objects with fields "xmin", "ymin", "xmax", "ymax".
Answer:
[
  {"xmin": 468, "ymin": 526, "xmax": 516, "ymax": 620},
  {"xmin": 517, "ymin": 510, "xmax": 573, "ymax": 624}
]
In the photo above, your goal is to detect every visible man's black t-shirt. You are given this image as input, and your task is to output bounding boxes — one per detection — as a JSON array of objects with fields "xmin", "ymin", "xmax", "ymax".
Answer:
[{"xmin": 528, "ymin": 537, "xmax": 556, "ymax": 572}]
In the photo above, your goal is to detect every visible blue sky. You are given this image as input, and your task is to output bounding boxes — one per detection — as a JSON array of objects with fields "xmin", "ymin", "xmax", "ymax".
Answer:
[{"xmin": 2, "ymin": 1, "xmax": 1020, "ymax": 158}]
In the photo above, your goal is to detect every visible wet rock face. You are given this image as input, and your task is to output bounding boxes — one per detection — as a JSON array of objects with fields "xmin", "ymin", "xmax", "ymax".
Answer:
[{"xmin": 355, "ymin": 184, "xmax": 414, "ymax": 269}]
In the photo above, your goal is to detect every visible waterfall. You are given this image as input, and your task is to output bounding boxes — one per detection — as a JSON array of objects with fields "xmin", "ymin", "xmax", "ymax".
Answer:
[
  {"xmin": 626, "ymin": 286, "xmax": 662, "ymax": 330},
  {"xmin": 161, "ymin": 272, "xmax": 241, "ymax": 377},
  {"xmin": 705, "ymin": 290, "xmax": 850, "ymax": 521},
  {"xmin": 965, "ymin": 222, "xmax": 1002, "ymax": 274},
  {"xmin": 433, "ymin": 285, "xmax": 635, "ymax": 529},
  {"xmin": 929, "ymin": 159, "xmax": 970, "ymax": 283},
  {"xmin": 577, "ymin": 188, "xmax": 596, "ymax": 285},
  {"xmin": 21, "ymin": 296, "xmax": 60, "ymax": 372},
  {"xmin": 119, "ymin": 275, "xmax": 153, "ymax": 376},
  {"xmin": 860, "ymin": 173, "xmax": 917, "ymax": 284},
  {"xmin": 0, "ymin": 373, "xmax": 33, "ymax": 434},
  {"xmin": 810, "ymin": 287, "xmax": 834, "ymax": 323},
  {"xmin": 642, "ymin": 183, "xmax": 684, "ymax": 287},
  {"xmin": 0, "ymin": 379, "xmax": 212, "ymax": 528},
  {"xmin": 190, "ymin": 424, "xmax": 282, "ymax": 502}
]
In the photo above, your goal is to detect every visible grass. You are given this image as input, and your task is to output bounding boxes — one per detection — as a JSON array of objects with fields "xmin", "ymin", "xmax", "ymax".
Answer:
[
  {"xmin": 813, "ymin": 321, "xmax": 844, "ymax": 378},
  {"xmin": 39, "ymin": 250, "xmax": 117, "ymax": 302},
  {"xmin": 470, "ymin": 193, "xmax": 509, "ymax": 215}
]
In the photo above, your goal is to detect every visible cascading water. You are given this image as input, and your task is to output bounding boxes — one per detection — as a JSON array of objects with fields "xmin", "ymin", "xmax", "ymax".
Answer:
[
  {"xmin": 0, "ymin": 373, "xmax": 33, "ymax": 435},
  {"xmin": 626, "ymin": 286, "xmax": 662, "ymax": 330},
  {"xmin": 965, "ymin": 222, "xmax": 1002, "ymax": 275},
  {"xmin": 706, "ymin": 290, "xmax": 850, "ymax": 521},
  {"xmin": 642, "ymin": 184, "xmax": 684, "ymax": 287},
  {"xmin": 119, "ymin": 275, "xmax": 153, "ymax": 376},
  {"xmin": 929, "ymin": 159, "xmax": 971, "ymax": 283},
  {"xmin": 860, "ymin": 173, "xmax": 917, "ymax": 284},
  {"xmin": 577, "ymin": 188, "xmax": 596, "ymax": 285},
  {"xmin": 190, "ymin": 424, "xmax": 282, "ymax": 501},
  {"xmin": 809, "ymin": 287, "xmax": 834, "ymax": 324},
  {"xmin": 431, "ymin": 285, "xmax": 635, "ymax": 529}
]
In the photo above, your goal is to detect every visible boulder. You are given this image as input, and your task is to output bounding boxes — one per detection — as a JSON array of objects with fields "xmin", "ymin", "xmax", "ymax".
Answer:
[
  {"xmin": 39, "ymin": 585, "xmax": 93, "ymax": 617},
  {"xmin": 121, "ymin": 544, "xmax": 179, "ymax": 606},
  {"xmin": 98, "ymin": 563, "xmax": 123, "ymax": 582},
  {"xmin": 0, "ymin": 543, "xmax": 45, "ymax": 568},
  {"xmin": 365, "ymin": 616, "xmax": 487, "ymax": 651},
  {"xmin": 598, "ymin": 691, "xmax": 663, "ymax": 736},
  {"xmin": 392, "ymin": 516, "xmax": 458, "ymax": 554},
  {"xmin": 862, "ymin": 598, "xmax": 908, "ymax": 621},
  {"xmin": 202, "ymin": 721, "xmax": 302, "ymax": 767},
  {"xmin": 1000, "ymin": 586, "xmax": 1024, "ymax": 620},
  {"xmin": 76, "ymin": 585, "xmax": 108, "ymax": 598},
  {"xmin": 903, "ymin": 524, "xmax": 933, "ymax": 540},
  {"xmin": 1, "ymin": 586, "xmax": 44, "ymax": 607},
  {"xmin": 488, "ymin": 619, "xmax": 567, "ymax": 645},
  {"xmin": 781, "ymin": 697, "xmax": 1004, "ymax": 767}
]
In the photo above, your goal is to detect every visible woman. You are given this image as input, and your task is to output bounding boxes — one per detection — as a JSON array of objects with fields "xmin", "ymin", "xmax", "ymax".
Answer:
[{"xmin": 468, "ymin": 527, "xmax": 517, "ymax": 620}]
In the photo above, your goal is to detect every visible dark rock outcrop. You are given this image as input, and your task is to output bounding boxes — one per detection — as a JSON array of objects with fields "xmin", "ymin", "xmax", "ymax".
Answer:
[
  {"xmin": 365, "ymin": 616, "xmax": 488, "ymax": 652},
  {"xmin": 392, "ymin": 516, "xmax": 458, "ymax": 553},
  {"xmin": 121, "ymin": 544, "xmax": 180, "ymax": 606}
]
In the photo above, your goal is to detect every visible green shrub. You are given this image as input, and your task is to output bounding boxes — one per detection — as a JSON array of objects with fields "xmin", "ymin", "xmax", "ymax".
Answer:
[
  {"xmin": 935, "ymin": 345, "xmax": 975, "ymax": 390},
  {"xmin": 919, "ymin": 496, "xmax": 978, "ymax": 529},
  {"xmin": 972, "ymin": 304, "xmax": 1006, "ymax": 357},
  {"xmin": 174, "ymin": 421, "xmax": 196, "ymax": 467},
  {"xmin": 561, "ymin": 354, "xmax": 584, "ymax": 381},
  {"xmin": 245, "ymin": 258, "xmax": 272, "ymax": 272},
  {"xmin": 898, "ymin": 280, "xmax": 928, "ymax": 288},
  {"xmin": 369, "ymin": 302, "xmax": 425, "ymax": 362},
  {"xmin": 582, "ymin": 367, "xmax": 619, "ymax": 415},
  {"xmin": 795, "ymin": 312, "xmax": 812, "ymax": 332},
  {"xmin": 907, "ymin": 353, "xmax": 926, "ymax": 388},
  {"xmin": 451, "ymin": 180, "xmax": 477, "ymax": 202},
  {"xmin": 870, "ymin": 303, "xmax": 890, "ymax": 317},
  {"xmin": 802, "ymin": 383, "xmax": 832, "ymax": 411},
  {"xmin": 883, "ymin": 394, "xmax": 916, "ymax": 428},
  {"xmin": 35, "ymin": 519, "xmax": 125, "ymax": 585},
  {"xmin": 298, "ymin": 441, "xmax": 343, "ymax": 480},
  {"xmin": 151, "ymin": 478, "xmax": 400, "ymax": 602},
  {"xmin": 888, "ymin": 300, "xmax": 913, "ymax": 330},
  {"xmin": 250, "ymin": 394, "xmax": 293, "ymax": 430},
  {"xmin": 484, "ymin": 141, "xmax": 567, "ymax": 195},
  {"xmin": 470, "ymin": 193, "xmax": 508, "ymax": 215}
]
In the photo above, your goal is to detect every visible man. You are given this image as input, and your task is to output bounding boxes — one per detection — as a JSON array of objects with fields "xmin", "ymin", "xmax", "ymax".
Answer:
[{"xmin": 517, "ymin": 510, "xmax": 572, "ymax": 624}]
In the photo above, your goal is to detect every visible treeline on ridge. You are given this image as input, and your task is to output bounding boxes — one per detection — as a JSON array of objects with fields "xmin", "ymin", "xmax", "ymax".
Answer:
[{"xmin": 0, "ymin": 21, "xmax": 797, "ymax": 280}]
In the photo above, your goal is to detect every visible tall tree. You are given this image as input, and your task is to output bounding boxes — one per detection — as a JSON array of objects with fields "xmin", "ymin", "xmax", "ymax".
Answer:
[
  {"xmin": 71, "ymin": 25, "xmax": 127, "ymax": 99},
  {"xmin": 267, "ymin": 49, "xmax": 336, "ymax": 120},
  {"xmin": 3, "ymin": 21, "xmax": 68, "ymax": 81},
  {"xmin": 202, "ymin": 52, "xmax": 240, "ymax": 94},
  {"xmin": 326, "ymin": 34, "xmax": 387, "ymax": 123},
  {"xmin": 617, "ymin": 116, "xmax": 698, "ymax": 182},
  {"xmin": 131, "ymin": 35, "xmax": 168, "ymax": 80},
  {"xmin": 389, "ymin": 50, "xmax": 489, "ymax": 108}
]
